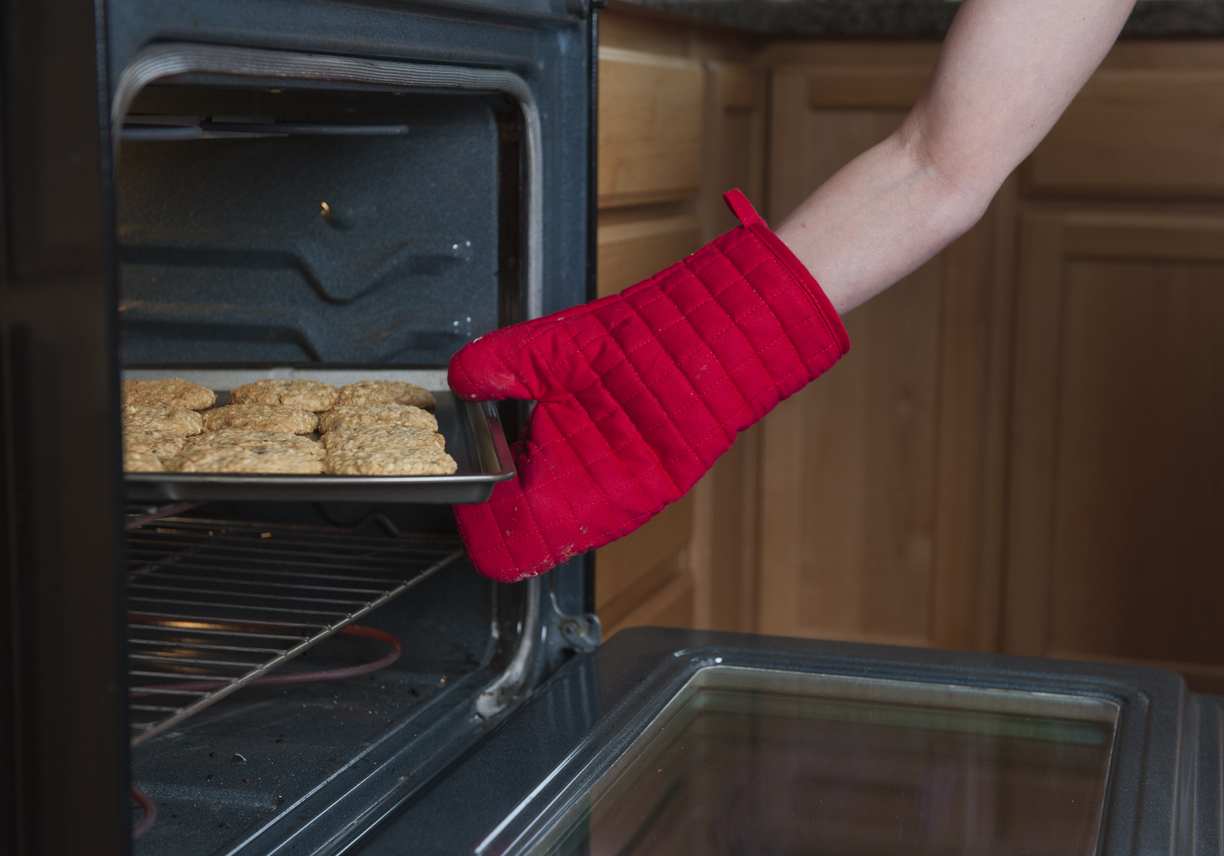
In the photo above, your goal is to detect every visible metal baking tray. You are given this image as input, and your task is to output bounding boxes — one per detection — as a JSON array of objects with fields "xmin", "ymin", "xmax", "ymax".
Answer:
[{"xmin": 122, "ymin": 367, "xmax": 514, "ymax": 504}]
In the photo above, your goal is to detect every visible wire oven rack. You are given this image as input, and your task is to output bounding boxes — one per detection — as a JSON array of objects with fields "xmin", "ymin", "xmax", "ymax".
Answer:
[{"xmin": 126, "ymin": 516, "xmax": 464, "ymax": 746}]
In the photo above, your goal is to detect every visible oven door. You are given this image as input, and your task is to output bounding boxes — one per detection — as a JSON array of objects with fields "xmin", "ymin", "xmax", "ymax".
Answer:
[{"xmin": 351, "ymin": 626, "xmax": 1222, "ymax": 856}]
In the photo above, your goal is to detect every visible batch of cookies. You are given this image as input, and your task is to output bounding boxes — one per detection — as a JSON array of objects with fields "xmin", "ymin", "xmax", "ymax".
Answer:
[{"xmin": 122, "ymin": 378, "xmax": 458, "ymax": 476}]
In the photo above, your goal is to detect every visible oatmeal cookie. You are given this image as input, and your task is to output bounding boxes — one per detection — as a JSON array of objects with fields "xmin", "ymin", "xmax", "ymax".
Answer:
[
  {"xmin": 122, "ymin": 429, "xmax": 187, "ymax": 460},
  {"xmin": 318, "ymin": 404, "xmax": 437, "ymax": 435},
  {"xmin": 325, "ymin": 446, "xmax": 457, "ymax": 476},
  {"xmin": 123, "ymin": 449, "xmax": 164, "ymax": 472},
  {"xmin": 229, "ymin": 378, "xmax": 339, "ymax": 412},
  {"xmin": 201, "ymin": 404, "xmax": 318, "ymax": 435},
  {"xmin": 321, "ymin": 424, "xmax": 445, "ymax": 454},
  {"xmin": 185, "ymin": 428, "xmax": 324, "ymax": 458},
  {"xmin": 337, "ymin": 380, "xmax": 436, "ymax": 410},
  {"xmin": 121, "ymin": 378, "xmax": 216, "ymax": 411},
  {"xmin": 165, "ymin": 445, "xmax": 324, "ymax": 474},
  {"xmin": 122, "ymin": 403, "xmax": 204, "ymax": 436}
]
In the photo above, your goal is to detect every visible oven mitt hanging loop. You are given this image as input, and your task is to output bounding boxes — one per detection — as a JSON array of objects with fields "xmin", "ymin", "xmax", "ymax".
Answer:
[{"xmin": 448, "ymin": 189, "xmax": 850, "ymax": 582}]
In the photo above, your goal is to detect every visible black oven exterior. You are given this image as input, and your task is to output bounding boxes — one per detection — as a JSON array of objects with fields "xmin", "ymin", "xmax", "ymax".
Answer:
[{"xmin": 0, "ymin": 0, "xmax": 598, "ymax": 853}]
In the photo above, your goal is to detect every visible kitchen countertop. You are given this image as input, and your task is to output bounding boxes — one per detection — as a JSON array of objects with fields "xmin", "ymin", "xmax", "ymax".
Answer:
[{"xmin": 613, "ymin": 0, "xmax": 1224, "ymax": 38}]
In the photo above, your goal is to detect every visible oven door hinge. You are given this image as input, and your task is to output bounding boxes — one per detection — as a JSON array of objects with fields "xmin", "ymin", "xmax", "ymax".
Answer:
[{"xmin": 553, "ymin": 598, "xmax": 601, "ymax": 654}]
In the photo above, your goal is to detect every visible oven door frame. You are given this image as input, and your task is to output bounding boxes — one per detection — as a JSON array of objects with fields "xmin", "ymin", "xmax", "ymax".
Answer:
[{"xmin": 360, "ymin": 626, "xmax": 1206, "ymax": 856}]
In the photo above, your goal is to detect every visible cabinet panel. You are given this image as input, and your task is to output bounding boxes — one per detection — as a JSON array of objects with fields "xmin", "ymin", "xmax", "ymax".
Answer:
[
  {"xmin": 602, "ymin": 566, "xmax": 696, "ymax": 636},
  {"xmin": 770, "ymin": 70, "xmax": 909, "ymax": 222},
  {"xmin": 805, "ymin": 66, "xmax": 931, "ymax": 109},
  {"xmin": 594, "ymin": 14, "xmax": 768, "ymax": 637},
  {"xmin": 598, "ymin": 47, "xmax": 704, "ymax": 207},
  {"xmin": 596, "ymin": 215, "xmax": 702, "ymax": 298},
  {"xmin": 596, "ymin": 496, "xmax": 695, "ymax": 634},
  {"xmin": 1026, "ymin": 70, "xmax": 1224, "ymax": 199},
  {"xmin": 760, "ymin": 54, "xmax": 1010, "ymax": 650},
  {"xmin": 758, "ymin": 261, "xmax": 942, "ymax": 647},
  {"xmin": 700, "ymin": 61, "xmax": 767, "ymax": 238},
  {"xmin": 1006, "ymin": 209, "xmax": 1224, "ymax": 691}
]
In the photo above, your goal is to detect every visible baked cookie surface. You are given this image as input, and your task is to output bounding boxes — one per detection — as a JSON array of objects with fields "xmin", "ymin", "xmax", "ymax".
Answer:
[
  {"xmin": 229, "ymin": 378, "xmax": 339, "ymax": 412},
  {"xmin": 123, "ymin": 403, "xmax": 205, "ymax": 436},
  {"xmin": 318, "ymin": 404, "xmax": 438, "ymax": 435},
  {"xmin": 121, "ymin": 378, "xmax": 216, "ymax": 411},
  {"xmin": 321, "ymin": 424, "xmax": 445, "ymax": 453},
  {"xmin": 185, "ymin": 429, "xmax": 324, "ymax": 458},
  {"xmin": 337, "ymin": 380, "xmax": 436, "ymax": 410},
  {"xmin": 166, "ymin": 445, "xmax": 324, "ymax": 474},
  {"xmin": 122, "ymin": 429, "xmax": 188, "ymax": 460},
  {"xmin": 325, "ymin": 446, "xmax": 458, "ymax": 476},
  {"xmin": 201, "ymin": 404, "xmax": 319, "ymax": 435},
  {"xmin": 123, "ymin": 449, "xmax": 165, "ymax": 472}
]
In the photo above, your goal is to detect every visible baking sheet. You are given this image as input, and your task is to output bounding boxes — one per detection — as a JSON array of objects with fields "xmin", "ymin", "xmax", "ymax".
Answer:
[{"xmin": 123, "ymin": 367, "xmax": 514, "ymax": 504}]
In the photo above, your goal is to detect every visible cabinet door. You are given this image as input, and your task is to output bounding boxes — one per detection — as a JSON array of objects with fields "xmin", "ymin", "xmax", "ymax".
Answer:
[
  {"xmin": 598, "ymin": 46, "xmax": 704, "ymax": 208},
  {"xmin": 1005, "ymin": 208, "xmax": 1224, "ymax": 693},
  {"xmin": 757, "ymin": 48, "xmax": 1012, "ymax": 650}
]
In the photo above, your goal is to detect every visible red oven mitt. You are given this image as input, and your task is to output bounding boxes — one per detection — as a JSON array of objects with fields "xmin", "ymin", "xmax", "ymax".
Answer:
[{"xmin": 448, "ymin": 190, "xmax": 849, "ymax": 582}]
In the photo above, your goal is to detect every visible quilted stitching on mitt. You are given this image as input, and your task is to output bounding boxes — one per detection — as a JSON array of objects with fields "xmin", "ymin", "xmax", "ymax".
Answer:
[{"xmin": 450, "ymin": 191, "xmax": 849, "ymax": 582}]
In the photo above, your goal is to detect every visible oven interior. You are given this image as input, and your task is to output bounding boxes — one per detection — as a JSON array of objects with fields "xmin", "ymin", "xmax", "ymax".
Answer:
[
  {"xmin": 118, "ymin": 82, "xmax": 524, "ymax": 365},
  {"xmin": 118, "ymin": 79, "xmax": 541, "ymax": 854}
]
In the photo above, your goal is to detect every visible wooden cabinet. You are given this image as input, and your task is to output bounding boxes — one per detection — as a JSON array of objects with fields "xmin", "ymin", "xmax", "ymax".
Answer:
[
  {"xmin": 594, "ymin": 9, "xmax": 766, "ymax": 638},
  {"xmin": 1005, "ymin": 43, "xmax": 1224, "ymax": 693},
  {"xmin": 755, "ymin": 38, "xmax": 1224, "ymax": 693},
  {"xmin": 595, "ymin": 10, "xmax": 1224, "ymax": 690},
  {"xmin": 757, "ymin": 44, "xmax": 1012, "ymax": 650},
  {"xmin": 1023, "ymin": 43, "xmax": 1224, "ymax": 199},
  {"xmin": 1006, "ymin": 207, "xmax": 1224, "ymax": 692}
]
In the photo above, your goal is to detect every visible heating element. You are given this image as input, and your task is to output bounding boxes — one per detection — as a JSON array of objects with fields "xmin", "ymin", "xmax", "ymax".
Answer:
[{"xmin": 126, "ymin": 517, "xmax": 463, "ymax": 745}]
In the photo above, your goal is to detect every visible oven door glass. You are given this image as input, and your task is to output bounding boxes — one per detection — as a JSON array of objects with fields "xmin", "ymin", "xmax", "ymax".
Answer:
[{"xmin": 522, "ymin": 667, "xmax": 1118, "ymax": 856}]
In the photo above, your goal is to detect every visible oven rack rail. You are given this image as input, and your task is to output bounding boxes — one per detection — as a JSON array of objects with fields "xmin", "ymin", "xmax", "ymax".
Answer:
[{"xmin": 126, "ymin": 517, "xmax": 463, "ymax": 746}]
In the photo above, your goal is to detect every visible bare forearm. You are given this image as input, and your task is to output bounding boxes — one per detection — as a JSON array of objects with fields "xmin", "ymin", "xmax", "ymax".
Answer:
[{"xmin": 777, "ymin": 0, "xmax": 1136, "ymax": 315}]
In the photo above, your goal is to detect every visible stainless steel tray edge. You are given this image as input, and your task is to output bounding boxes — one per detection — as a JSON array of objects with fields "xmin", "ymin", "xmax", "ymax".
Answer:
[{"xmin": 122, "ymin": 368, "xmax": 515, "ymax": 504}]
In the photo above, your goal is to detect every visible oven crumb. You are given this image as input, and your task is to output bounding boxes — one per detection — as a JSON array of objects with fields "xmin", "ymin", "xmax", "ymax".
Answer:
[
  {"xmin": 439, "ymin": 676, "xmax": 446, "ymax": 684},
  {"xmin": 242, "ymin": 778, "xmax": 250, "ymax": 784},
  {"xmin": 205, "ymin": 774, "xmax": 213, "ymax": 781},
  {"xmin": 217, "ymin": 822, "xmax": 230, "ymax": 829},
  {"xmin": 231, "ymin": 753, "xmax": 247, "ymax": 763},
  {"xmin": 274, "ymin": 737, "xmax": 283, "ymax": 744},
  {"xmin": 208, "ymin": 751, "xmax": 216, "ymax": 757},
  {"xmin": 261, "ymin": 532, "xmax": 272, "ymax": 538}
]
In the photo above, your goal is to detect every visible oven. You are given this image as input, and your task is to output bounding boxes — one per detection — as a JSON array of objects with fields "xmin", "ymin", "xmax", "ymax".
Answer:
[
  {"xmin": 2, "ymin": 0, "xmax": 597, "ymax": 853},
  {"xmin": 3, "ymin": 0, "xmax": 1224, "ymax": 854}
]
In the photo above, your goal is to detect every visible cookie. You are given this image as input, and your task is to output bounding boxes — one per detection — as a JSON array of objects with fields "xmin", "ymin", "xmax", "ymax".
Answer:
[
  {"xmin": 121, "ymin": 378, "xmax": 216, "ymax": 411},
  {"xmin": 185, "ymin": 429, "xmax": 324, "ymax": 459},
  {"xmin": 337, "ymin": 380, "xmax": 436, "ymax": 410},
  {"xmin": 318, "ymin": 404, "xmax": 437, "ymax": 435},
  {"xmin": 165, "ymin": 445, "xmax": 324, "ymax": 474},
  {"xmin": 321, "ymin": 425, "xmax": 445, "ymax": 454},
  {"xmin": 325, "ymin": 446, "xmax": 458, "ymax": 476},
  {"xmin": 201, "ymin": 405, "xmax": 318, "ymax": 435},
  {"xmin": 123, "ymin": 449, "xmax": 164, "ymax": 472},
  {"xmin": 229, "ymin": 378, "xmax": 339, "ymax": 412},
  {"xmin": 122, "ymin": 429, "xmax": 188, "ymax": 460},
  {"xmin": 123, "ymin": 403, "xmax": 204, "ymax": 437}
]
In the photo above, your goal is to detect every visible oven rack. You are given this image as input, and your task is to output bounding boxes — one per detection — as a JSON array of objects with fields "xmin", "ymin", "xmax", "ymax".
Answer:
[{"xmin": 126, "ymin": 517, "xmax": 463, "ymax": 746}]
